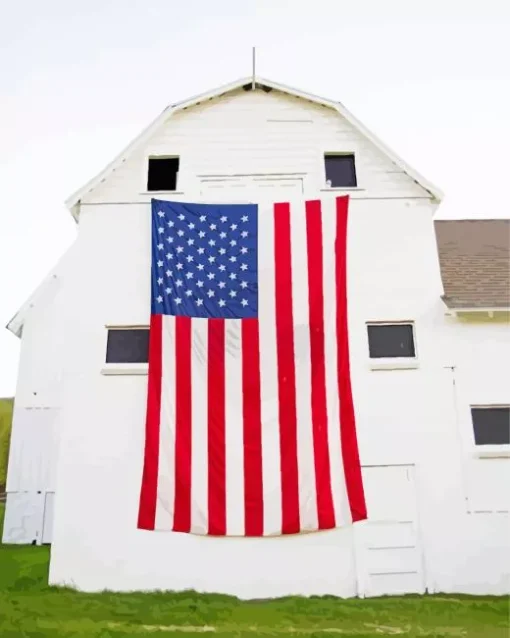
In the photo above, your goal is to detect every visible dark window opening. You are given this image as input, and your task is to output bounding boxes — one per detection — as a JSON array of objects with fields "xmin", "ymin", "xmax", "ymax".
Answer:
[
  {"xmin": 147, "ymin": 157, "xmax": 179, "ymax": 192},
  {"xmin": 106, "ymin": 328, "xmax": 149, "ymax": 363},
  {"xmin": 367, "ymin": 323, "xmax": 415, "ymax": 358},
  {"xmin": 325, "ymin": 154, "xmax": 357, "ymax": 188},
  {"xmin": 471, "ymin": 407, "xmax": 510, "ymax": 446}
]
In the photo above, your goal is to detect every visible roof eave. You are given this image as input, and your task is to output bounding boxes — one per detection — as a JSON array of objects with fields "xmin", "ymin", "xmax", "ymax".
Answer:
[
  {"xmin": 6, "ymin": 314, "xmax": 23, "ymax": 338},
  {"xmin": 331, "ymin": 101, "xmax": 443, "ymax": 202},
  {"xmin": 441, "ymin": 296, "xmax": 510, "ymax": 315}
]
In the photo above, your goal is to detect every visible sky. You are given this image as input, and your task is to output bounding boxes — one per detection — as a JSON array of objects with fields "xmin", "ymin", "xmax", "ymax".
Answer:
[{"xmin": 0, "ymin": 0, "xmax": 509, "ymax": 396}]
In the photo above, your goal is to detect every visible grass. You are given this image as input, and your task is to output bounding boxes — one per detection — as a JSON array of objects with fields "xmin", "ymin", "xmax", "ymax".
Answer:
[
  {"xmin": 0, "ymin": 504, "xmax": 508, "ymax": 637},
  {"xmin": 0, "ymin": 397, "xmax": 14, "ymax": 488}
]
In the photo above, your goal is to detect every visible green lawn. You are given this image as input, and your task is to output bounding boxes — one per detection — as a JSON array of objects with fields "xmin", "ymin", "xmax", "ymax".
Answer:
[
  {"xmin": 0, "ymin": 502, "xmax": 508, "ymax": 637},
  {"xmin": 0, "ymin": 397, "xmax": 14, "ymax": 487}
]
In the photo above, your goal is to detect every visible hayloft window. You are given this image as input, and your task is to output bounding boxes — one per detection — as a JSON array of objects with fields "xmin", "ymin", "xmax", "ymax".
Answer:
[
  {"xmin": 106, "ymin": 328, "xmax": 149, "ymax": 363},
  {"xmin": 471, "ymin": 407, "xmax": 510, "ymax": 446},
  {"xmin": 367, "ymin": 323, "xmax": 416, "ymax": 359},
  {"xmin": 147, "ymin": 157, "xmax": 179, "ymax": 192},
  {"xmin": 325, "ymin": 154, "xmax": 357, "ymax": 188}
]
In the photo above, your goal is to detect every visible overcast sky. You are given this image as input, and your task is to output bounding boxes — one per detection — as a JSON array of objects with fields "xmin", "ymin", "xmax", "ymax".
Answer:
[{"xmin": 0, "ymin": 0, "xmax": 509, "ymax": 396}]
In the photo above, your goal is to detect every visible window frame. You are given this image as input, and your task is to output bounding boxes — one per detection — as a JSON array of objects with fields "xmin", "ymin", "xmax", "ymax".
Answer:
[
  {"xmin": 144, "ymin": 155, "xmax": 180, "ymax": 193},
  {"xmin": 366, "ymin": 321, "xmax": 419, "ymax": 370},
  {"xmin": 470, "ymin": 405, "xmax": 510, "ymax": 457},
  {"xmin": 101, "ymin": 325, "xmax": 150, "ymax": 375},
  {"xmin": 323, "ymin": 152, "xmax": 358, "ymax": 189}
]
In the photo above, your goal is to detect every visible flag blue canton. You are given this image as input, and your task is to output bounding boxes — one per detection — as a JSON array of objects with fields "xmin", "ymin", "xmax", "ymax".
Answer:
[{"xmin": 151, "ymin": 200, "xmax": 258, "ymax": 319}]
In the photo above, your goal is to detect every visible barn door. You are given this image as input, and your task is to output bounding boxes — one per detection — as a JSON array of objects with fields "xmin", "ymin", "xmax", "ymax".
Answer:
[
  {"xmin": 2, "ymin": 492, "xmax": 45, "ymax": 544},
  {"xmin": 355, "ymin": 465, "xmax": 426, "ymax": 597},
  {"xmin": 199, "ymin": 175, "xmax": 304, "ymax": 199}
]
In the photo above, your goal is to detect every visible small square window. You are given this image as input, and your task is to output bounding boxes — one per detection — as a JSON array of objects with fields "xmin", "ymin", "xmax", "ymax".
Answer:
[
  {"xmin": 147, "ymin": 157, "xmax": 179, "ymax": 192},
  {"xmin": 367, "ymin": 323, "xmax": 416, "ymax": 359},
  {"xmin": 325, "ymin": 154, "xmax": 357, "ymax": 188},
  {"xmin": 106, "ymin": 328, "xmax": 149, "ymax": 363},
  {"xmin": 471, "ymin": 407, "xmax": 510, "ymax": 446}
]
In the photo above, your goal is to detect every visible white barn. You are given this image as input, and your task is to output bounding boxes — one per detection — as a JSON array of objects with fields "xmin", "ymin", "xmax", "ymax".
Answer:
[{"xmin": 3, "ymin": 76, "xmax": 510, "ymax": 599}]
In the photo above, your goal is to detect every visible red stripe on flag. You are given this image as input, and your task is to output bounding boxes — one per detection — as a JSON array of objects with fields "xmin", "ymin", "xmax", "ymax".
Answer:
[
  {"xmin": 242, "ymin": 318, "xmax": 263, "ymax": 536},
  {"xmin": 305, "ymin": 200, "xmax": 336, "ymax": 530},
  {"xmin": 207, "ymin": 319, "xmax": 226, "ymax": 536},
  {"xmin": 173, "ymin": 316, "xmax": 193, "ymax": 532},
  {"xmin": 137, "ymin": 314, "xmax": 163, "ymax": 530},
  {"xmin": 274, "ymin": 202, "xmax": 300, "ymax": 535},
  {"xmin": 335, "ymin": 196, "xmax": 367, "ymax": 522}
]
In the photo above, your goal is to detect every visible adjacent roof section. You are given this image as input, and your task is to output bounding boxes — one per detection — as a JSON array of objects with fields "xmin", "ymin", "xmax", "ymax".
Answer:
[
  {"xmin": 435, "ymin": 220, "xmax": 510, "ymax": 309},
  {"xmin": 6, "ymin": 245, "xmax": 74, "ymax": 337},
  {"xmin": 65, "ymin": 75, "xmax": 443, "ymax": 219}
]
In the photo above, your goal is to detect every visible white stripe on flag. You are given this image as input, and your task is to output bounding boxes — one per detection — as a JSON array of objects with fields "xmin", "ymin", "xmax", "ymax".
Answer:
[
  {"xmin": 225, "ymin": 320, "xmax": 245, "ymax": 536},
  {"xmin": 156, "ymin": 316, "xmax": 176, "ymax": 530},
  {"xmin": 322, "ymin": 198, "xmax": 352, "ymax": 526},
  {"xmin": 290, "ymin": 199, "xmax": 318, "ymax": 532},
  {"xmin": 190, "ymin": 318, "xmax": 209, "ymax": 535},
  {"xmin": 258, "ymin": 203, "xmax": 282, "ymax": 536}
]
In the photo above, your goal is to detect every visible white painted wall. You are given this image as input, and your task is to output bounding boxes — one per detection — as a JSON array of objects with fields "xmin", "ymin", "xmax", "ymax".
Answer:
[{"xmin": 5, "ymin": 87, "xmax": 509, "ymax": 597}]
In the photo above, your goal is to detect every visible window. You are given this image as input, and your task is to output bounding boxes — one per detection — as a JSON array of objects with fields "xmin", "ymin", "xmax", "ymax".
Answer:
[
  {"xmin": 324, "ymin": 154, "xmax": 357, "ymax": 188},
  {"xmin": 367, "ymin": 323, "xmax": 416, "ymax": 359},
  {"xmin": 471, "ymin": 407, "xmax": 510, "ymax": 446},
  {"xmin": 147, "ymin": 157, "xmax": 179, "ymax": 191},
  {"xmin": 106, "ymin": 328, "xmax": 149, "ymax": 364}
]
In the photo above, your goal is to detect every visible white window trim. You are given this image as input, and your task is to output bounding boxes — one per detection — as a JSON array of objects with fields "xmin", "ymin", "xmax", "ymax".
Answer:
[
  {"xmin": 322, "ymin": 150, "xmax": 359, "ymax": 189},
  {"xmin": 320, "ymin": 187, "xmax": 366, "ymax": 193},
  {"xmin": 102, "ymin": 325, "xmax": 149, "ymax": 375},
  {"xmin": 101, "ymin": 364, "xmax": 148, "ymax": 376},
  {"xmin": 140, "ymin": 191, "xmax": 185, "ymax": 196},
  {"xmin": 470, "ymin": 404, "xmax": 510, "ymax": 456},
  {"xmin": 473, "ymin": 445, "xmax": 510, "ymax": 459},
  {"xmin": 369, "ymin": 359, "xmax": 420, "ymax": 371},
  {"xmin": 143, "ymin": 154, "xmax": 180, "ymax": 194},
  {"xmin": 366, "ymin": 321, "xmax": 418, "ymax": 371}
]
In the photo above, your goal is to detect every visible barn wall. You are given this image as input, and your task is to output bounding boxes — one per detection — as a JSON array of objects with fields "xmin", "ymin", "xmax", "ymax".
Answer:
[
  {"xmin": 81, "ymin": 88, "xmax": 430, "ymax": 205},
  {"xmin": 2, "ymin": 248, "xmax": 78, "ymax": 544},
  {"xmin": 7, "ymin": 86, "xmax": 508, "ymax": 595},
  {"xmin": 42, "ymin": 197, "xmax": 510, "ymax": 597}
]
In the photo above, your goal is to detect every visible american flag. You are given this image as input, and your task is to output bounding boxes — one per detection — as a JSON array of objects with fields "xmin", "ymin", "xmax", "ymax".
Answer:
[{"xmin": 137, "ymin": 196, "xmax": 366, "ymax": 536}]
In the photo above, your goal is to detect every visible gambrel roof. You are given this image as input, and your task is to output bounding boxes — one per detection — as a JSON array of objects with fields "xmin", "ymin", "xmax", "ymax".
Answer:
[
  {"xmin": 65, "ymin": 75, "xmax": 443, "ymax": 219},
  {"xmin": 7, "ymin": 76, "xmax": 443, "ymax": 338}
]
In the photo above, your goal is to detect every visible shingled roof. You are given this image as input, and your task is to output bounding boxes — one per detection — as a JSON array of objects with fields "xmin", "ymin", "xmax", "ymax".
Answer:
[{"xmin": 435, "ymin": 219, "xmax": 510, "ymax": 309}]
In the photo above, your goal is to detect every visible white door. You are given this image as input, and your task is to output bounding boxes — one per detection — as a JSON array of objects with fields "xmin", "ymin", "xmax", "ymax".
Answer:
[
  {"xmin": 355, "ymin": 465, "xmax": 425, "ymax": 597},
  {"xmin": 199, "ymin": 175, "xmax": 304, "ymax": 200},
  {"xmin": 42, "ymin": 491, "xmax": 55, "ymax": 544},
  {"xmin": 2, "ymin": 492, "xmax": 45, "ymax": 544}
]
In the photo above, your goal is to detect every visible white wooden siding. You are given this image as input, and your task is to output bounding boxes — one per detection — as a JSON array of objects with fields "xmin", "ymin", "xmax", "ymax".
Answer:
[
  {"xmin": 83, "ymin": 89, "xmax": 429, "ymax": 204},
  {"xmin": 5, "ymin": 407, "xmax": 59, "ymax": 492}
]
